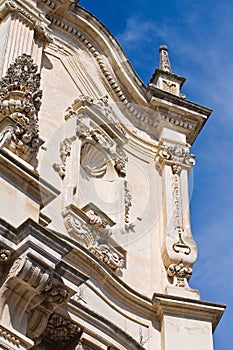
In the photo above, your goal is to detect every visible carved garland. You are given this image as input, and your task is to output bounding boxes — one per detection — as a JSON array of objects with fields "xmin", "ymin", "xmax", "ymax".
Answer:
[{"xmin": 53, "ymin": 137, "xmax": 73, "ymax": 179}]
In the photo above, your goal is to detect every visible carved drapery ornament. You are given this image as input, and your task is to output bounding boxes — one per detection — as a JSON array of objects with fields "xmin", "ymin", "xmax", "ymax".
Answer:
[
  {"xmin": 156, "ymin": 141, "xmax": 197, "ymax": 289},
  {"xmin": 0, "ymin": 54, "xmax": 43, "ymax": 167}
]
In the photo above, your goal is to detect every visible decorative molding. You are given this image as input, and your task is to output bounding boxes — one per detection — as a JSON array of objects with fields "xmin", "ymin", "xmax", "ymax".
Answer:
[
  {"xmin": 167, "ymin": 262, "xmax": 193, "ymax": 288},
  {"xmin": 0, "ymin": 54, "xmax": 43, "ymax": 167},
  {"xmin": 158, "ymin": 110, "xmax": 196, "ymax": 131},
  {"xmin": 0, "ymin": 326, "xmax": 21, "ymax": 347},
  {"xmin": 47, "ymin": 16, "xmax": 151, "ymax": 124},
  {"xmin": 62, "ymin": 96, "xmax": 128, "ymax": 179}
]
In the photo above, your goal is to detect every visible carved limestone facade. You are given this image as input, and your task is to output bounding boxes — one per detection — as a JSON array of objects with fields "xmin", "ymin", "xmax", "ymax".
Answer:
[{"xmin": 0, "ymin": 1, "xmax": 224, "ymax": 350}]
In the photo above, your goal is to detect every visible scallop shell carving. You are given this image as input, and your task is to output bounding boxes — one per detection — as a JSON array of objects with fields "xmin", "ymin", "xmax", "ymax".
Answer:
[{"xmin": 81, "ymin": 142, "xmax": 107, "ymax": 177}]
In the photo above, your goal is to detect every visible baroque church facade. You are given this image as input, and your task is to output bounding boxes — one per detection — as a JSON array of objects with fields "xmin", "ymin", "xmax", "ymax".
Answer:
[{"xmin": 0, "ymin": 0, "xmax": 225, "ymax": 349}]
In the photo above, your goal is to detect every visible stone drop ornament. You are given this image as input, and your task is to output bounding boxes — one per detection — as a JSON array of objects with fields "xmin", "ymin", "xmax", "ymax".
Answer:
[{"xmin": 0, "ymin": 54, "xmax": 43, "ymax": 167}]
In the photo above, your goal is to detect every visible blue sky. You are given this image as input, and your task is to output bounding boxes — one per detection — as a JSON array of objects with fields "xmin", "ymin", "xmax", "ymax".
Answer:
[{"xmin": 79, "ymin": 1, "xmax": 233, "ymax": 348}]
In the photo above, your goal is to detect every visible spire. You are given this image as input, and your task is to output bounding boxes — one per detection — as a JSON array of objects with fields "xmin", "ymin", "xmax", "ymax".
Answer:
[
  {"xmin": 148, "ymin": 45, "xmax": 186, "ymax": 97},
  {"xmin": 159, "ymin": 45, "xmax": 172, "ymax": 73}
]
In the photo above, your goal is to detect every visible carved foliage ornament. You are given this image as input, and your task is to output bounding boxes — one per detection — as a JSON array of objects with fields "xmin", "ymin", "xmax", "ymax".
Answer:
[
  {"xmin": 62, "ymin": 208, "xmax": 124, "ymax": 272},
  {"xmin": 167, "ymin": 262, "xmax": 192, "ymax": 288},
  {"xmin": 43, "ymin": 313, "xmax": 83, "ymax": 346},
  {"xmin": 0, "ymin": 54, "xmax": 43, "ymax": 166}
]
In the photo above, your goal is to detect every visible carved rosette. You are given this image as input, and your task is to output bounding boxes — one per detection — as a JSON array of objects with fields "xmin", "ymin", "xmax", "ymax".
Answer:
[
  {"xmin": 0, "ymin": 54, "xmax": 43, "ymax": 167},
  {"xmin": 156, "ymin": 141, "xmax": 197, "ymax": 289},
  {"xmin": 0, "ymin": 247, "xmax": 12, "ymax": 262}
]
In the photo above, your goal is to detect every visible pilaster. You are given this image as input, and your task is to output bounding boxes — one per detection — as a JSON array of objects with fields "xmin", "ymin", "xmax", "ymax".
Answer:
[{"xmin": 0, "ymin": 0, "xmax": 52, "ymax": 76}]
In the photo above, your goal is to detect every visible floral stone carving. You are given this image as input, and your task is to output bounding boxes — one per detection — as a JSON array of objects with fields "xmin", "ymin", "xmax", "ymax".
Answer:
[{"xmin": 0, "ymin": 54, "xmax": 43, "ymax": 167}]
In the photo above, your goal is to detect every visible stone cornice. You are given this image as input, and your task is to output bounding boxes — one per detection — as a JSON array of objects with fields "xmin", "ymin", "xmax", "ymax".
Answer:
[
  {"xmin": 153, "ymin": 294, "xmax": 225, "ymax": 331},
  {"xmin": 0, "ymin": 219, "xmax": 225, "ymax": 335},
  {"xmin": 148, "ymin": 85, "xmax": 212, "ymax": 117},
  {"xmin": 147, "ymin": 86, "xmax": 212, "ymax": 144}
]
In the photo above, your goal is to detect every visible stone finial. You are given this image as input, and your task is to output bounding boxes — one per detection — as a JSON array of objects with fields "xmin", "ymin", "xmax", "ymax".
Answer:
[
  {"xmin": 159, "ymin": 45, "xmax": 172, "ymax": 73},
  {"xmin": 148, "ymin": 45, "xmax": 186, "ymax": 96}
]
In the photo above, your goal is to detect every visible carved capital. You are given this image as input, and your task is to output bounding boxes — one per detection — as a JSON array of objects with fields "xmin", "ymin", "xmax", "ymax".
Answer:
[
  {"xmin": 0, "ymin": 0, "xmax": 53, "ymax": 43},
  {"xmin": 156, "ymin": 141, "xmax": 195, "ymax": 172}
]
